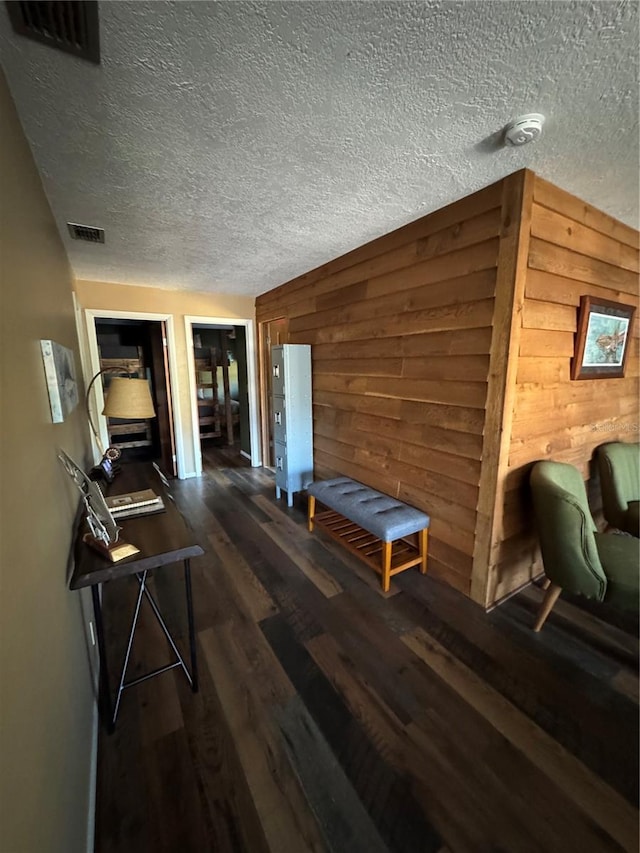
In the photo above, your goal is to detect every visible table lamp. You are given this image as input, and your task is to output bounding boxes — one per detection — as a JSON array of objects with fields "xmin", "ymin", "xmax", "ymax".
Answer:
[{"xmin": 86, "ymin": 368, "xmax": 156, "ymax": 477}]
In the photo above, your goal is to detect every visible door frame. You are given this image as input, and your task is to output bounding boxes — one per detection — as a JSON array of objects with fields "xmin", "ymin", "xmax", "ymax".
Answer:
[
  {"xmin": 84, "ymin": 309, "xmax": 186, "ymax": 478},
  {"xmin": 184, "ymin": 315, "xmax": 262, "ymax": 475}
]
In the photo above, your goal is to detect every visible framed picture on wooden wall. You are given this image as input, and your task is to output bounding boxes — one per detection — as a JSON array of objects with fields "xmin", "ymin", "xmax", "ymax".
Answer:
[{"xmin": 571, "ymin": 296, "xmax": 636, "ymax": 380}]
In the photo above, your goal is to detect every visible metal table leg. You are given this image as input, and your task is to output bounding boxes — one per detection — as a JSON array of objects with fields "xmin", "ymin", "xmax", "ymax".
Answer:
[
  {"xmin": 91, "ymin": 583, "xmax": 115, "ymax": 734},
  {"xmin": 184, "ymin": 559, "xmax": 198, "ymax": 693},
  {"xmin": 94, "ymin": 565, "xmax": 198, "ymax": 731}
]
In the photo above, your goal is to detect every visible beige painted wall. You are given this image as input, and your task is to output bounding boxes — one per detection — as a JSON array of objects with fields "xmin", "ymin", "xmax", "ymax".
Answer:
[
  {"xmin": 74, "ymin": 280, "xmax": 255, "ymax": 475},
  {"xmin": 0, "ymin": 72, "xmax": 96, "ymax": 852}
]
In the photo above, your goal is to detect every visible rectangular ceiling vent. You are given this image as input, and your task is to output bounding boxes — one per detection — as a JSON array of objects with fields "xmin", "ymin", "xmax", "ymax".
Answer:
[
  {"xmin": 67, "ymin": 222, "xmax": 105, "ymax": 243},
  {"xmin": 6, "ymin": 1, "xmax": 100, "ymax": 64}
]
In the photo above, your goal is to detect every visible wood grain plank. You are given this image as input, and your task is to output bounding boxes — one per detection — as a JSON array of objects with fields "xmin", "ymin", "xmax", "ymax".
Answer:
[
  {"xmin": 260, "ymin": 612, "xmax": 443, "ymax": 853},
  {"xmin": 531, "ymin": 202, "xmax": 639, "ymax": 273},
  {"xmin": 525, "ymin": 267, "xmax": 637, "ymax": 308},
  {"xmin": 402, "ymin": 626, "xmax": 638, "ymax": 853},
  {"xmin": 200, "ymin": 622, "xmax": 327, "ymax": 852},
  {"xmin": 533, "ymin": 175, "xmax": 639, "ymax": 250},
  {"xmin": 256, "ymin": 179, "xmax": 504, "ymax": 314},
  {"xmin": 529, "ymin": 237, "xmax": 639, "ymax": 294},
  {"xmin": 274, "ymin": 695, "xmax": 390, "ymax": 853}
]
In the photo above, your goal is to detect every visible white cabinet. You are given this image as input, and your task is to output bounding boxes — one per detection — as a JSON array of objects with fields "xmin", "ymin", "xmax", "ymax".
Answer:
[{"xmin": 271, "ymin": 344, "xmax": 313, "ymax": 507}]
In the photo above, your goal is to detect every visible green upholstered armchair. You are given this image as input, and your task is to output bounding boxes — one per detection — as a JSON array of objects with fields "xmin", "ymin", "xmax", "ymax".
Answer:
[
  {"xmin": 529, "ymin": 460, "xmax": 639, "ymax": 632},
  {"xmin": 596, "ymin": 442, "xmax": 640, "ymax": 538}
]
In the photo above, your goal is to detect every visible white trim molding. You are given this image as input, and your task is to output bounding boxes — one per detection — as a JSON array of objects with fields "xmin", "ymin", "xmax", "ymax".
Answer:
[{"xmin": 84, "ymin": 309, "xmax": 187, "ymax": 479}]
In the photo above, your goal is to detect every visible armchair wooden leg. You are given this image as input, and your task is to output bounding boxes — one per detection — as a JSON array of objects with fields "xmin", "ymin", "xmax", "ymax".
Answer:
[
  {"xmin": 533, "ymin": 583, "xmax": 562, "ymax": 632},
  {"xmin": 307, "ymin": 495, "xmax": 316, "ymax": 532},
  {"xmin": 541, "ymin": 577, "xmax": 551, "ymax": 591}
]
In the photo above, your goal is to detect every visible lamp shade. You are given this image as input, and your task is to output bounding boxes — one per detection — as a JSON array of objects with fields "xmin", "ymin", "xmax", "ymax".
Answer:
[{"xmin": 102, "ymin": 377, "xmax": 156, "ymax": 419}]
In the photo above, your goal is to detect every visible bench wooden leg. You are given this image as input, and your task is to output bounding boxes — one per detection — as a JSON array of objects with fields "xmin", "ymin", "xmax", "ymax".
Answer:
[
  {"xmin": 381, "ymin": 541, "xmax": 392, "ymax": 592},
  {"xmin": 419, "ymin": 528, "xmax": 428, "ymax": 575},
  {"xmin": 307, "ymin": 495, "xmax": 316, "ymax": 533}
]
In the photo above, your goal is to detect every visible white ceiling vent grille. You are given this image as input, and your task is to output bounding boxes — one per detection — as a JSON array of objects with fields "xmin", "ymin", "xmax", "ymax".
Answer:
[
  {"xmin": 6, "ymin": 1, "xmax": 100, "ymax": 64},
  {"xmin": 67, "ymin": 222, "xmax": 105, "ymax": 243}
]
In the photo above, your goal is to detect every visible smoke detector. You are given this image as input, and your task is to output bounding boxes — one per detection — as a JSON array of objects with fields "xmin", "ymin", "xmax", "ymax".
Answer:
[{"xmin": 504, "ymin": 114, "xmax": 545, "ymax": 146}]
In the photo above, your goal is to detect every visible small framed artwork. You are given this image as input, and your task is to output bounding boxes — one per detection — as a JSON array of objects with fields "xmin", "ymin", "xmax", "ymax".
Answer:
[
  {"xmin": 40, "ymin": 340, "xmax": 79, "ymax": 422},
  {"xmin": 571, "ymin": 296, "xmax": 636, "ymax": 380}
]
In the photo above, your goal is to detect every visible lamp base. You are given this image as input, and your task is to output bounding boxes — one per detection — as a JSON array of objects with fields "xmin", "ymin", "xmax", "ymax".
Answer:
[{"xmin": 83, "ymin": 533, "xmax": 140, "ymax": 562}]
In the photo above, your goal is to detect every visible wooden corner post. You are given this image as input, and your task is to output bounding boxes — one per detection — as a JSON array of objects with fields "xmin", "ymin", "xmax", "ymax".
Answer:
[{"xmin": 470, "ymin": 169, "xmax": 535, "ymax": 608}]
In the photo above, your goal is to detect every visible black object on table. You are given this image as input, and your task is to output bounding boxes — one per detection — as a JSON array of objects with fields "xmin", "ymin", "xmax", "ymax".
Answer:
[{"xmin": 69, "ymin": 463, "xmax": 203, "ymax": 733}]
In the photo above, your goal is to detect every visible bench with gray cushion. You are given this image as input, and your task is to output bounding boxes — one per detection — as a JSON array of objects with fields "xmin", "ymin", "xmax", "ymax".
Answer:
[{"xmin": 307, "ymin": 476, "xmax": 430, "ymax": 591}]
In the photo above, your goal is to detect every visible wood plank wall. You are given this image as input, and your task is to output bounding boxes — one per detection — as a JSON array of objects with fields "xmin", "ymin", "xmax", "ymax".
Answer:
[
  {"xmin": 485, "ymin": 175, "xmax": 640, "ymax": 605},
  {"xmin": 256, "ymin": 179, "xmax": 506, "ymax": 596}
]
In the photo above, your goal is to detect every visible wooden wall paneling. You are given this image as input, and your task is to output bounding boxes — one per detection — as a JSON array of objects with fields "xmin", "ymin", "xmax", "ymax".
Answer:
[
  {"xmin": 470, "ymin": 170, "xmax": 534, "ymax": 607},
  {"xmin": 528, "ymin": 238, "xmax": 638, "ymax": 295},
  {"xmin": 402, "ymin": 354, "xmax": 491, "ymax": 382},
  {"xmin": 256, "ymin": 175, "xmax": 507, "ymax": 595},
  {"xmin": 518, "ymin": 328, "xmax": 576, "ymax": 357},
  {"xmin": 298, "ymin": 298, "xmax": 496, "ymax": 346},
  {"xmin": 399, "ymin": 400, "xmax": 486, "ymax": 434},
  {"xmin": 289, "ymin": 271, "xmax": 497, "ymax": 338},
  {"xmin": 487, "ymin": 173, "xmax": 640, "ymax": 605},
  {"xmin": 351, "ymin": 412, "xmax": 484, "ymax": 460},
  {"xmin": 530, "ymin": 203, "xmax": 639, "ymax": 272},
  {"xmin": 367, "ymin": 377, "xmax": 488, "ymax": 409},
  {"xmin": 397, "ymin": 481, "xmax": 478, "ymax": 537},
  {"xmin": 262, "ymin": 229, "xmax": 499, "ymax": 328},
  {"xmin": 256, "ymin": 180, "xmax": 504, "ymax": 314},
  {"xmin": 521, "ymin": 300, "xmax": 576, "ymax": 332},
  {"xmin": 398, "ymin": 443, "xmax": 482, "ymax": 488},
  {"xmin": 365, "ymin": 241, "xmax": 499, "ymax": 300},
  {"xmin": 525, "ymin": 268, "xmax": 636, "ymax": 308},
  {"xmin": 532, "ymin": 175, "xmax": 639, "ymax": 250},
  {"xmin": 399, "ymin": 326, "xmax": 494, "ymax": 357},
  {"xmin": 312, "ymin": 357, "xmax": 405, "ymax": 377},
  {"xmin": 313, "ymin": 392, "xmax": 404, "ymax": 423}
]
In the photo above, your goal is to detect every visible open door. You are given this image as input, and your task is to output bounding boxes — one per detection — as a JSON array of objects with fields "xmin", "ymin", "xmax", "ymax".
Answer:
[
  {"xmin": 259, "ymin": 317, "xmax": 289, "ymax": 467},
  {"xmin": 149, "ymin": 320, "xmax": 177, "ymax": 477}
]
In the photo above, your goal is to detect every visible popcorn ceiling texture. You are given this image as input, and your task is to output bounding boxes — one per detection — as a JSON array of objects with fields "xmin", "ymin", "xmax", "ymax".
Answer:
[{"xmin": 0, "ymin": 1, "xmax": 637, "ymax": 296}]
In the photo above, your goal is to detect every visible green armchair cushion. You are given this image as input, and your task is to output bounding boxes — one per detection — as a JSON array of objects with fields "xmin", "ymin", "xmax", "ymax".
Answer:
[
  {"xmin": 594, "ymin": 532, "xmax": 640, "ymax": 610},
  {"xmin": 597, "ymin": 442, "xmax": 640, "ymax": 536},
  {"xmin": 530, "ymin": 461, "xmax": 606, "ymax": 601}
]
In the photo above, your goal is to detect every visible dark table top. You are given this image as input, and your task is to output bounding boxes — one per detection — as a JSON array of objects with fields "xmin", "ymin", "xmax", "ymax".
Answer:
[{"xmin": 69, "ymin": 463, "xmax": 204, "ymax": 590}]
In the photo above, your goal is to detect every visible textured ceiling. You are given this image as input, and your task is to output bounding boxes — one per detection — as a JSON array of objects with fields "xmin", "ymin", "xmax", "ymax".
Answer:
[{"xmin": 0, "ymin": 1, "xmax": 638, "ymax": 296}]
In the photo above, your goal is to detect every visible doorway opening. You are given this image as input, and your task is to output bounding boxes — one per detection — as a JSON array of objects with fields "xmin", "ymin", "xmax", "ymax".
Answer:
[
  {"xmin": 86, "ymin": 311, "xmax": 180, "ymax": 477},
  {"xmin": 185, "ymin": 316, "xmax": 261, "ymax": 476}
]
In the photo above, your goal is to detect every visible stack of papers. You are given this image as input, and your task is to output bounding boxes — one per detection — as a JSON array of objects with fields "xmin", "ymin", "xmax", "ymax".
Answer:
[{"xmin": 106, "ymin": 489, "xmax": 165, "ymax": 518}]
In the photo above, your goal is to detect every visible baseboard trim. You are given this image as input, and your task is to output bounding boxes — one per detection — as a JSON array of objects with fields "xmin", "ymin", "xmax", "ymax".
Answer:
[{"xmin": 86, "ymin": 699, "xmax": 99, "ymax": 853}]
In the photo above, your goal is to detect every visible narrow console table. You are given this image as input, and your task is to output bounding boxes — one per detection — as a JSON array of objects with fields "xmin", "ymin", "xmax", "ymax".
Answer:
[{"xmin": 69, "ymin": 463, "xmax": 203, "ymax": 733}]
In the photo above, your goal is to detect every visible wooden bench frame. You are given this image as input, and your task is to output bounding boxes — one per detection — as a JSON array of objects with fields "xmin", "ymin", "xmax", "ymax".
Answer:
[{"xmin": 307, "ymin": 495, "xmax": 428, "ymax": 592}]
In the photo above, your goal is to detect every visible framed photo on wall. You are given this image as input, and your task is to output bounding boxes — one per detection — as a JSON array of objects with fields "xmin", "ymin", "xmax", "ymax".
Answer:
[
  {"xmin": 571, "ymin": 296, "xmax": 636, "ymax": 380},
  {"xmin": 40, "ymin": 339, "xmax": 79, "ymax": 421}
]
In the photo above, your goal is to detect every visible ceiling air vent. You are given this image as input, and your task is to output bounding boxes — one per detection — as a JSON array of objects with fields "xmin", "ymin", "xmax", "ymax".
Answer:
[
  {"xmin": 6, "ymin": 1, "xmax": 100, "ymax": 64},
  {"xmin": 67, "ymin": 222, "xmax": 105, "ymax": 243}
]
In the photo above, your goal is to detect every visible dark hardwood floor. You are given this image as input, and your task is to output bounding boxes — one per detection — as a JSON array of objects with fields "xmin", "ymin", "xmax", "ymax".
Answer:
[{"xmin": 95, "ymin": 449, "xmax": 639, "ymax": 852}]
